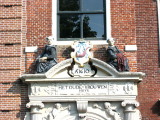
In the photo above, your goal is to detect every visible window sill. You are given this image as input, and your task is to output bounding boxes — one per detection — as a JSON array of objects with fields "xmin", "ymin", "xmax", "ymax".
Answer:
[
  {"xmin": 25, "ymin": 41, "xmax": 108, "ymax": 53},
  {"xmin": 56, "ymin": 40, "xmax": 108, "ymax": 45}
]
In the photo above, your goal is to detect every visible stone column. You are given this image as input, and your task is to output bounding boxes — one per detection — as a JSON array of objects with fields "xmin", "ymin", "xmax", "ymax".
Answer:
[
  {"xmin": 26, "ymin": 101, "xmax": 44, "ymax": 120},
  {"xmin": 121, "ymin": 100, "xmax": 140, "ymax": 120}
]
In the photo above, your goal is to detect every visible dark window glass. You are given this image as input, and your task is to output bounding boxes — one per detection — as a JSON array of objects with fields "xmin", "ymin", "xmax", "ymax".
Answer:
[
  {"xmin": 82, "ymin": 0, "xmax": 104, "ymax": 11},
  {"xmin": 83, "ymin": 14, "xmax": 105, "ymax": 38},
  {"xmin": 59, "ymin": 0, "xmax": 80, "ymax": 11},
  {"xmin": 58, "ymin": 0, "xmax": 106, "ymax": 40},
  {"xmin": 60, "ymin": 14, "xmax": 80, "ymax": 38}
]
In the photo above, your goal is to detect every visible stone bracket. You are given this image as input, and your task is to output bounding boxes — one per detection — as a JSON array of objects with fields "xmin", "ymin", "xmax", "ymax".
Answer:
[{"xmin": 76, "ymin": 101, "xmax": 88, "ymax": 119}]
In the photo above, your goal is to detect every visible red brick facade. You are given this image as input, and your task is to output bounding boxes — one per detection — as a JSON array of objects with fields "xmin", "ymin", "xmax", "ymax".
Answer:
[
  {"xmin": 0, "ymin": 0, "xmax": 159, "ymax": 119},
  {"xmin": 0, "ymin": 0, "xmax": 27, "ymax": 119},
  {"xmin": 136, "ymin": 0, "xmax": 160, "ymax": 120}
]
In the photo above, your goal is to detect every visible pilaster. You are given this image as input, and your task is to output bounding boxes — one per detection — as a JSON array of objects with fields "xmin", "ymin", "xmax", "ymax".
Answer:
[
  {"xmin": 121, "ymin": 100, "xmax": 141, "ymax": 120},
  {"xmin": 26, "ymin": 101, "xmax": 44, "ymax": 120}
]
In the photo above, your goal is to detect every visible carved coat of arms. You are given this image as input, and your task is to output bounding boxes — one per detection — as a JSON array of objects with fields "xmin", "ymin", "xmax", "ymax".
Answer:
[{"xmin": 71, "ymin": 41, "xmax": 93, "ymax": 67}]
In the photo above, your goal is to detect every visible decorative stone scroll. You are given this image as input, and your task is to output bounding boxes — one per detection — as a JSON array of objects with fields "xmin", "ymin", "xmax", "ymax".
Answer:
[
  {"xmin": 68, "ymin": 63, "xmax": 96, "ymax": 77},
  {"xmin": 31, "ymin": 83, "xmax": 56, "ymax": 96}
]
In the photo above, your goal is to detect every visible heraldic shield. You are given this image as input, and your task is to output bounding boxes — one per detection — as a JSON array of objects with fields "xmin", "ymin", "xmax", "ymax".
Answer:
[{"xmin": 71, "ymin": 41, "xmax": 93, "ymax": 67}]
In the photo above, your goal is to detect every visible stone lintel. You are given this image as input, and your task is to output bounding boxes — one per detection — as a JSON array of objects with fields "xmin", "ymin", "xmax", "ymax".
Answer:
[
  {"xmin": 22, "ymin": 77, "xmax": 142, "ymax": 83},
  {"xmin": 29, "ymin": 96, "xmax": 137, "ymax": 102}
]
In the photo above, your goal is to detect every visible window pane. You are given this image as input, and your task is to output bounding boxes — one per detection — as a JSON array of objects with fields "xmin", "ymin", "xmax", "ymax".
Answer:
[
  {"xmin": 82, "ymin": 0, "xmax": 104, "ymax": 11},
  {"xmin": 83, "ymin": 14, "xmax": 105, "ymax": 38},
  {"xmin": 59, "ymin": 0, "xmax": 80, "ymax": 11},
  {"xmin": 60, "ymin": 14, "xmax": 81, "ymax": 38}
]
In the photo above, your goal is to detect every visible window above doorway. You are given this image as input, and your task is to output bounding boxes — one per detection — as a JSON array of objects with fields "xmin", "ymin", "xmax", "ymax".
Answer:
[{"xmin": 52, "ymin": 0, "xmax": 111, "ymax": 45}]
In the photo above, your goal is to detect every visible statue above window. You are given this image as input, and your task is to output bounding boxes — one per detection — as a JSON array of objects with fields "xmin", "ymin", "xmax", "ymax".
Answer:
[
  {"xmin": 106, "ymin": 38, "xmax": 129, "ymax": 72},
  {"xmin": 36, "ymin": 36, "xmax": 57, "ymax": 73}
]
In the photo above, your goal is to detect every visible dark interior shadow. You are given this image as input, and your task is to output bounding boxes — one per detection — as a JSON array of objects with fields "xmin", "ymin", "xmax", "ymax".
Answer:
[
  {"xmin": 61, "ymin": 46, "xmax": 74, "ymax": 59},
  {"xmin": 151, "ymin": 100, "xmax": 160, "ymax": 116}
]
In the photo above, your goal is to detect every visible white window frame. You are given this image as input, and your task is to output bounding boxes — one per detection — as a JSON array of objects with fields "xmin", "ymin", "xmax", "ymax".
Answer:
[{"xmin": 52, "ymin": 0, "xmax": 111, "ymax": 45}]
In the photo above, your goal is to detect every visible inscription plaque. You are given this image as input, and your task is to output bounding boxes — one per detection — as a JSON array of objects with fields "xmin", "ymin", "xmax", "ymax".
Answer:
[
  {"xmin": 57, "ymin": 82, "xmax": 108, "ymax": 95},
  {"xmin": 30, "ymin": 82, "xmax": 136, "ymax": 96}
]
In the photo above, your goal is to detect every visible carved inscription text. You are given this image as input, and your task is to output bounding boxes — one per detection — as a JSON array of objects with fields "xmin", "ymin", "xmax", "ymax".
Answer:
[{"xmin": 30, "ymin": 82, "xmax": 136, "ymax": 96}]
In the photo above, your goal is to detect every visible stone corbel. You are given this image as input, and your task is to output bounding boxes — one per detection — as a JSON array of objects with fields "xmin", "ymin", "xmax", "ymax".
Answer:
[
  {"xmin": 121, "ymin": 100, "xmax": 141, "ymax": 120},
  {"xmin": 26, "ymin": 101, "xmax": 44, "ymax": 120},
  {"xmin": 76, "ymin": 101, "xmax": 88, "ymax": 119}
]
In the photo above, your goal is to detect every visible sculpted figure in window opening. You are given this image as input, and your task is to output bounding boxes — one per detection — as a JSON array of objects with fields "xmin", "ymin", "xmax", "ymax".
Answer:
[
  {"xmin": 36, "ymin": 36, "xmax": 57, "ymax": 73},
  {"xmin": 106, "ymin": 38, "xmax": 129, "ymax": 72}
]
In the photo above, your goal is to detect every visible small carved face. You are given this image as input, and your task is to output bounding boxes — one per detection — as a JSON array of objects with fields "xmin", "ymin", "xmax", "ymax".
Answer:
[
  {"xmin": 46, "ymin": 36, "xmax": 55, "ymax": 45},
  {"xmin": 107, "ymin": 38, "xmax": 115, "ymax": 46},
  {"xmin": 48, "ymin": 39, "xmax": 54, "ymax": 45},
  {"xmin": 104, "ymin": 102, "xmax": 111, "ymax": 109},
  {"xmin": 55, "ymin": 103, "xmax": 61, "ymax": 109}
]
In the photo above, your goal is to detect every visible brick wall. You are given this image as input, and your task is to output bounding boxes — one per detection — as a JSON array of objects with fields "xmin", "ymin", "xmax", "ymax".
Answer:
[
  {"xmin": 136, "ymin": 0, "xmax": 160, "ymax": 120},
  {"xmin": 25, "ymin": 0, "xmax": 52, "ymax": 74},
  {"xmin": 111, "ymin": 0, "xmax": 137, "ymax": 72},
  {"xmin": 0, "ymin": 0, "xmax": 27, "ymax": 119}
]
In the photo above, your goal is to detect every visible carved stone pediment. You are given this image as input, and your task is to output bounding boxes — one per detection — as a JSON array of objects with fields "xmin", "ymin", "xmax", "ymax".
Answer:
[
  {"xmin": 22, "ymin": 58, "xmax": 145, "ymax": 79},
  {"xmin": 21, "ymin": 57, "xmax": 145, "ymax": 101}
]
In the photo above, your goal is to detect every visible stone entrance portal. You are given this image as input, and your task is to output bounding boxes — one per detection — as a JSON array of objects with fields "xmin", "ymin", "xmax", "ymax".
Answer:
[
  {"xmin": 21, "ymin": 41, "xmax": 145, "ymax": 120},
  {"xmin": 21, "ymin": 57, "xmax": 144, "ymax": 120}
]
